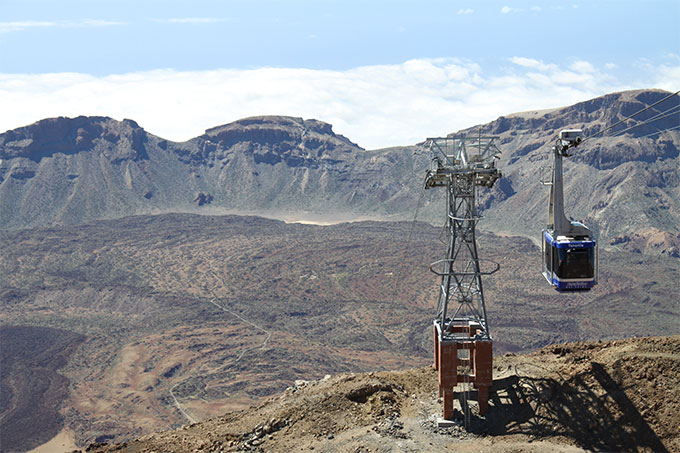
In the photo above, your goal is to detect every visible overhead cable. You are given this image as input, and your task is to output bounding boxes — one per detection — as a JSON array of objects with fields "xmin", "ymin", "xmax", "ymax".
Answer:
[
  {"xmin": 609, "ymin": 104, "xmax": 680, "ymax": 138},
  {"xmin": 583, "ymin": 90, "xmax": 680, "ymax": 143},
  {"xmin": 636, "ymin": 124, "xmax": 680, "ymax": 139}
]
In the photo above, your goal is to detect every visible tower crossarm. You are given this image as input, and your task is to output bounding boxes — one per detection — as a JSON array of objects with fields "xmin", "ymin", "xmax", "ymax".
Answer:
[{"xmin": 424, "ymin": 136, "xmax": 501, "ymax": 190}]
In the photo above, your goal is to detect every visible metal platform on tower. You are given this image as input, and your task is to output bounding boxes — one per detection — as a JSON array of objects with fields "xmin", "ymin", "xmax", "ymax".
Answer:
[{"xmin": 423, "ymin": 135, "xmax": 501, "ymax": 422}]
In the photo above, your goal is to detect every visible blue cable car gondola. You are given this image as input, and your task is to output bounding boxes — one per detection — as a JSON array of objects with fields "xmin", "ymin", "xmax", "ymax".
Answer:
[
  {"xmin": 542, "ymin": 228, "xmax": 597, "ymax": 291},
  {"xmin": 542, "ymin": 130, "xmax": 598, "ymax": 291}
]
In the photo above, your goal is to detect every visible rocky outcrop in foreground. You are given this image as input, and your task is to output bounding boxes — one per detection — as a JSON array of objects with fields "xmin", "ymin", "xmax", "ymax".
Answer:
[{"xmin": 88, "ymin": 335, "xmax": 680, "ymax": 452}]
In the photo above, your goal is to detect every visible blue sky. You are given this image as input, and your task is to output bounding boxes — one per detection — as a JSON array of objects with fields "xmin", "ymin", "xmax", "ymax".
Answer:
[{"xmin": 1, "ymin": 0, "xmax": 678, "ymax": 148}]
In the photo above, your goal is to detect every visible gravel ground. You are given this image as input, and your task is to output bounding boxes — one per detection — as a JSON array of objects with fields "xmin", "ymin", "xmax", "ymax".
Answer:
[{"xmin": 85, "ymin": 335, "xmax": 679, "ymax": 453}]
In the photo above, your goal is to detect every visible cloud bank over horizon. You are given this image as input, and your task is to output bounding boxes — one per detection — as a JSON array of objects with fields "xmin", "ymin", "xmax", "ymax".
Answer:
[{"xmin": 1, "ymin": 57, "xmax": 678, "ymax": 150}]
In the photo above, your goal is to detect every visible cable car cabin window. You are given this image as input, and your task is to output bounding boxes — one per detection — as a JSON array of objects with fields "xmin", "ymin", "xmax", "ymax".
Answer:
[
  {"xmin": 544, "ymin": 236, "xmax": 553, "ymax": 273},
  {"xmin": 556, "ymin": 247, "xmax": 594, "ymax": 279}
]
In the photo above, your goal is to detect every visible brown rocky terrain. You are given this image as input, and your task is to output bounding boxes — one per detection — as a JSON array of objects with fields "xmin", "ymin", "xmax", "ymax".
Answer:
[
  {"xmin": 0, "ymin": 326, "xmax": 84, "ymax": 452},
  {"xmin": 1, "ymin": 213, "xmax": 678, "ymax": 451},
  {"xmin": 610, "ymin": 227, "xmax": 680, "ymax": 257},
  {"xmin": 88, "ymin": 335, "xmax": 680, "ymax": 453}
]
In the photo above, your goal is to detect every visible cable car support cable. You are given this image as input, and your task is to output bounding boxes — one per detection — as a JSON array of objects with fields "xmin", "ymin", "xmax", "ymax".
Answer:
[
  {"xmin": 582, "ymin": 90, "xmax": 679, "ymax": 143},
  {"xmin": 608, "ymin": 104, "xmax": 680, "ymax": 138}
]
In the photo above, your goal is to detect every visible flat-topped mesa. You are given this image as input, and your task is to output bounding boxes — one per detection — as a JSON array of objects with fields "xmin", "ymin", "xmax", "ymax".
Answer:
[
  {"xmin": 198, "ymin": 115, "xmax": 363, "ymax": 162},
  {"xmin": 0, "ymin": 116, "xmax": 150, "ymax": 163}
]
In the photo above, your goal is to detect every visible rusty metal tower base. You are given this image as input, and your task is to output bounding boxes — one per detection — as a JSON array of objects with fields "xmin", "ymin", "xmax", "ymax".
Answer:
[
  {"xmin": 424, "ymin": 136, "xmax": 501, "ymax": 420},
  {"xmin": 433, "ymin": 323, "xmax": 493, "ymax": 418}
]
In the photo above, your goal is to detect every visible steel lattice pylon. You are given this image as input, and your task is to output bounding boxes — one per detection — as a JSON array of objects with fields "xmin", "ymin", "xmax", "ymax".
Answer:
[{"xmin": 424, "ymin": 135, "xmax": 501, "ymax": 420}]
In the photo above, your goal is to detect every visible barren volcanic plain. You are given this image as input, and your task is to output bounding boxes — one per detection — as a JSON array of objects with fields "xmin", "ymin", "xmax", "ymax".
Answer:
[{"xmin": 1, "ymin": 213, "xmax": 678, "ymax": 451}]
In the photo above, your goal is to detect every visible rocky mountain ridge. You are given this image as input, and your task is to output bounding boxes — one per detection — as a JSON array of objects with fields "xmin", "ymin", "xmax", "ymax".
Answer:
[
  {"xmin": 0, "ymin": 114, "xmax": 416, "ymax": 230},
  {"xmin": 1, "ymin": 89, "xmax": 678, "ymax": 255}
]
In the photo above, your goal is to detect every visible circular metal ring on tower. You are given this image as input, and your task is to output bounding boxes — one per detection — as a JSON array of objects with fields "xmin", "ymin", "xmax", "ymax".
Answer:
[
  {"xmin": 448, "ymin": 213, "xmax": 484, "ymax": 222},
  {"xmin": 428, "ymin": 258, "xmax": 500, "ymax": 276}
]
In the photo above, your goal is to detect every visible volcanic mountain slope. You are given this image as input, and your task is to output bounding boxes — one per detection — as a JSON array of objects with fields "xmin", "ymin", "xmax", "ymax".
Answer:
[
  {"xmin": 1, "ymin": 213, "xmax": 678, "ymax": 451},
  {"xmin": 471, "ymin": 89, "xmax": 680, "ymax": 257},
  {"xmin": 0, "ymin": 115, "xmax": 419, "ymax": 230},
  {"xmin": 88, "ymin": 335, "xmax": 680, "ymax": 453},
  {"xmin": 1, "ymin": 89, "xmax": 678, "ymax": 255}
]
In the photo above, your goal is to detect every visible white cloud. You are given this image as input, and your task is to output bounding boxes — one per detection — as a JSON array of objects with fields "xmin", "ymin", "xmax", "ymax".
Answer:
[
  {"xmin": 79, "ymin": 19, "xmax": 126, "ymax": 27},
  {"xmin": 571, "ymin": 60, "xmax": 596, "ymax": 73},
  {"xmin": 1, "ymin": 58, "xmax": 677, "ymax": 150},
  {"xmin": 510, "ymin": 57, "xmax": 542, "ymax": 69},
  {"xmin": 655, "ymin": 65, "xmax": 680, "ymax": 91},
  {"xmin": 0, "ymin": 21, "xmax": 58, "ymax": 33},
  {"xmin": 457, "ymin": 8, "xmax": 474, "ymax": 15},
  {"xmin": 502, "ymin": 6, "xmax": 541, "ymax": 14},
  {"xmin": 510, "ymin": 57, "xmax": 557, "ymax": 72},
  {"xmin": 633, "ymin": 54, "xmax": 680, "ymax": 91},
  {"xmin": 0, "ymin": 19, "xmax": 125, "ymax": 33}
]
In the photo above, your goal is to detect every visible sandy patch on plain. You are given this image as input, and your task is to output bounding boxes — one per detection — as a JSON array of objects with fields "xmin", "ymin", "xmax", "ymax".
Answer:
[{"xmin": 29, "ymin": 427, "xmax": 78, "ymax": 453}]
